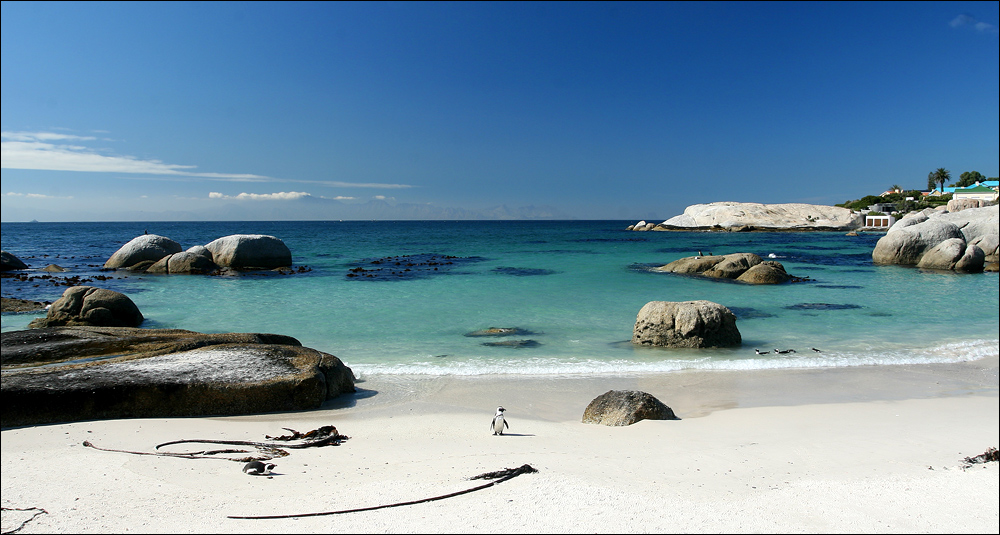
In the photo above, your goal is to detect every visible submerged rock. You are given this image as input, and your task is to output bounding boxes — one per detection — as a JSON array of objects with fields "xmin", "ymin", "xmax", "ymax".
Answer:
[
  {"xmin": 482, "ymin": 339, "xmax": 540, "ymax": 348},
  {"xmin": 632, "ymin": 300, "xmax": 741, "ymax": 348},
  {"xmin": 465, "ymin": 327, "xmax": 535, "ymax": 337},
  {"xmin": 28, "ymin": 286, "xmax": 143, "ymax": 329},
  {"xmin": 582, "ymin": 390, "xmax": 679, "ymax": 426},
  {"xmin": 1, "ymin": 326, "xmax": 356, "ymax": 427}
]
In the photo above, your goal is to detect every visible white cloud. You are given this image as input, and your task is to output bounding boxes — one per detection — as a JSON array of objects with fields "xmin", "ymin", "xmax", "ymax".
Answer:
[
  {"xmin": 950, "ymin": 13, "xmax": 998, "ymax": 33},
  {"xmin": 209, "ymin": 191, "xmax": 313, "ymax": 201},
  {"xmin": 1, "ymin": 131, "xmax": 270, "ymax": 180},
  {"xmin": 5, "ymin": 191, "xmax": 73, "ymax": 199}
]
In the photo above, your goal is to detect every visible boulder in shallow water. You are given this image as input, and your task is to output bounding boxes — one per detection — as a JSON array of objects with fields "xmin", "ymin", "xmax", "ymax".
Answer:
[
  {"xmin": 632, "ymin": 300, "xmax": 741, "ymax": 348},
  {"xmin": 28, "ymin": 286, "xmax": 143, "ymax": 329},
  {"xmin": 1, "ymin": 251, "xmax": 29, "ymax": 271},
  {"xmin": 147, "ymin": 250, "xmax": 219, "ymax": 274},
  {"xmin": 205, "ymin": 234, "xmax": 292, "ymax": 270},
  {"xmin": 582, "ymin": 390, "xmax": 679, "ymax": 426},
  {"xmin": 104, "ymin": 234, "xmax": 183, "ymax": 269},
  {"xmin": 736, "ymin": 261, "xmax": 791, "ymax": 284},
  {"xmin": 1, "ymin": 326, "xmax": 356, "ymax": 427}
]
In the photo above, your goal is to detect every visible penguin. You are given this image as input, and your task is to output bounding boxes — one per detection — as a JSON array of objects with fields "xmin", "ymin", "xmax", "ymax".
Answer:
[
  {"xmin": 491, "ymin": 406, "xmax": 509, "ymax": 435},
  {"xmin": 754, "ymin": 349, "xmax": 770, "ymax": 355},
  {"xmin": 243, "ymin": 460, "xmax": 276, "ymax": 475},
  {"xmin": 811, "ymin": 347, "xmax": 822, "ymax": 352},
  {"xmin": 774, "ymin": 348, "xmax": 796, "ymax": 354}
]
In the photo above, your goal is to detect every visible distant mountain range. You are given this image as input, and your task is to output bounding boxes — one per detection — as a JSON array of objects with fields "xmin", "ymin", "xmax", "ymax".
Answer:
[{"xmin": 2, "ymin": 195, "xmax": 574, "ymax": 222}]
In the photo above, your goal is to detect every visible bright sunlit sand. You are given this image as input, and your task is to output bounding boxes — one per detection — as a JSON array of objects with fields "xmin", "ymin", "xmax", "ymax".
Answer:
[{"xmin": 3, "ymin": 357, "xmax": 997, "ymax": 534}]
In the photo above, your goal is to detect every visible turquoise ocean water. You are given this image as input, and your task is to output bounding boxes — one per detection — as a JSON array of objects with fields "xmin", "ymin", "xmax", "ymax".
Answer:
[{"xmin": 2, "ymin": 220, "xmax": 997, "ymax": 378}]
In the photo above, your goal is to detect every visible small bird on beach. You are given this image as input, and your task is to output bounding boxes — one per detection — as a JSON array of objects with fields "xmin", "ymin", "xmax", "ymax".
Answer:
[
  {"xmin": 754, "ymin": 349, "xmax": 770, "ymax": 355},
  {"xmin": 774, "ymin": 348, "xmax": 796, "ymax": 354},
  {"xmin": 491, "ymin": 406, "xmax": 509, "ymax": 435},
  {"xmin": 243, "ymin": 461, "xmax": 276, "ymax": 475},
  {"xmin": 811, "ymin": 347, "xmax": 822, "ymax": 352}
]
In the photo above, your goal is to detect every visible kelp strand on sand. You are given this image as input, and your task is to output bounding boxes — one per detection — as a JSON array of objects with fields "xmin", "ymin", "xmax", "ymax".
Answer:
[
  {"xmin": 227, "ymin": 464, "xmax": 539, "ymax": 520},
  {"xmin": 82, "ymin": 425, "xmax": 347, "ymax": 463},
  {"xmin": 0, "ymin": 507, "xmax": 48, "ymax": 535}
]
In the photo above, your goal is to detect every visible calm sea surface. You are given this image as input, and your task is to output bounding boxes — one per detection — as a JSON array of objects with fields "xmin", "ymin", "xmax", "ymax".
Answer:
[{"xmin": 2, "ymin": 220, "xmax": 997, "ymax": 378}]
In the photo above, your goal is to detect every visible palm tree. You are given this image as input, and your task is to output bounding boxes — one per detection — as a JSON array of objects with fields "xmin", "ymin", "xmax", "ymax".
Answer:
[{"xmin": 928, "ymin": 168, "xmax": 950, "ymax": 192}]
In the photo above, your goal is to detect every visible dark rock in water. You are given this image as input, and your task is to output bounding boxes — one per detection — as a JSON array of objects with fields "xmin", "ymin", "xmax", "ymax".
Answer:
[
  {"xmin": 654, "ymin": 253, "xmax": 794, "ymax": 284},
  {"xmin": 813, "ymin": 284, "xmax": 863, "ymax": 289},
  {"xmin": 1, "ymin": 250, "xmax": 29, "ymax": 271},
  {"xmin": 28, "ymin": 286, "xmax": 143, "ymax": 329},
  {"xmin": 42, "ymin": 264, "xmax": 66, "ymax": 273},
  {"xmin": 482, "ymin": 339, "xmax": 540, "ymax": 348},
  {"xmin": 346, "ymin": 253, "xmax": 485, "ymax": 281},
  {"xmin": 784, "ymin": 303, "xmax": 862, "ymax": 311},
  {"xmin": 632, "ymin": 300, "xmax": 741, "ymax": 348},
  {"xmin": 465, "ymin": 327, "xmax": 536, "ymax": 337},
  {"xmin": 582, "ymin": 390, "xmax": 679, "ymax": 426},
  {"xmin": 147, "ymin": 248, "xmax": 219, "ymax": 274},
  {"xmin": 491, "ymin": 266, "xmax": 558, "ymax": 276},
  {"xmin": 727, "ymin": 307, "xmax": 775, "ymax": 320},
  {"xmin": 1, "ymin": 326, "xmax": 356, "ymax": 427},
  {"xmin": 1, "ymin": 297, "xmax": 49, "ymax": 313}
]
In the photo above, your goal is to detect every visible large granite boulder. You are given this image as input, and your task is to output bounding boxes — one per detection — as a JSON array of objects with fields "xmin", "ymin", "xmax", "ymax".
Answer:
[
  {"xmin": 205, "ymin": 234, "xmax": 292, "ymax": 270},
  {"xmin": 656, "ymin": 202, "xmax": 863, "ymax": 231},
  {"xmin": 1, "ymin": 251, "xmax": 29, "ymax": 271},
  {"xmin": 147, "ymin": 247, "xmax": 219, "ymax": 274},
  {"xmin": 582, "ymin": 390, "xmax": 679, "ymax": 426},
  {"xmin": 104, "ymin": 234, "xmax": 183, "ymax": 269},
  {"xmin": 632, "ymin": 300, "xmax": 741, "ymax": 348},
  {"xmin": 27, "ymin": 286, "xmax": 143, "ymax": 329},
  {"xmin": 736, "ymin": 261, "xmax": 791, "ymax": 284},
  {"xmin": 1, "ymin": 326, "xmax": 356, "ymax": 427},
  {"xmin": 873, "ymin": 205, "xmax": 997, "ymax": 270},
  {"xmin": 701, "ymin": 253, "xmax": 760, "ymax": 279}
]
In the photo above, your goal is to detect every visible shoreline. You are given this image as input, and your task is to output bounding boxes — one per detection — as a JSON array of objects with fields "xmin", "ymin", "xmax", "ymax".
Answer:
[{"xmin": 3, "ymin": 357, "xmax": 998, "ymax": 533}]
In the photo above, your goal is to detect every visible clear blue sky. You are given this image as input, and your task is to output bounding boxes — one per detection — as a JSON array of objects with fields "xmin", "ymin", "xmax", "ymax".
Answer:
[{"xmin": 2, "ymin": 1, "xmax": 998, "ymax": 221}]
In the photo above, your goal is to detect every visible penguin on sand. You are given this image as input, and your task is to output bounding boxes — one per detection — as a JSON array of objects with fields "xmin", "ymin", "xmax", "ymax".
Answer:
[
  {"xmin": 243, "ymin": 460, "xmax": 276, "ymax": 475},
  {"xmin": 491, "ymin": 407, "xmax": 509, "ymax": 435}
]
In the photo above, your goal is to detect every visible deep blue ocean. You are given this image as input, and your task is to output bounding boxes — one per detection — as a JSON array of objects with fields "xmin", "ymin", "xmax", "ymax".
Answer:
[{"xmin": 2, "ymin": 220, "xmax": 997, "ymax": 378}]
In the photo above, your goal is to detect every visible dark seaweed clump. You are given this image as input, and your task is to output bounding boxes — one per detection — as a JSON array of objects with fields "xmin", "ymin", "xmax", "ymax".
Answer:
[
  {"xmin": 491, "ymin": 267, "xmax": 558, "ymax": 276},
  {"xmin": 963, "ymin": 447, "xmax": 999, "ymax": 467},
  {"xmin": 784, "ymin": 303, "xmax": 862, "ymax": 311},
  {"xmin": 346, "ymin": 253, "xmax": 486, "ymax": 281},
  {"xmin": 727, "ymin": 307, "xmax": 775, "ymax": 319}
]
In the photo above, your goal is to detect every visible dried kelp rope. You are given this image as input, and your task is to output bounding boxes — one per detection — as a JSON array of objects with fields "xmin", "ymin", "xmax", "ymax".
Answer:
[
  {"xmin": 1, "ymin": 506, "xmax": 48, "ymax": 535},
  {"xmin": 82, "ymin": 426, "xmax": 348, "ymax": 463},
  {"xmin": 227, "ymin": 464, "xmax": 538, "ymax": 520},
  {"xmin": 962, "ymin": 447, "xmax": 999, "ymax": 469}
]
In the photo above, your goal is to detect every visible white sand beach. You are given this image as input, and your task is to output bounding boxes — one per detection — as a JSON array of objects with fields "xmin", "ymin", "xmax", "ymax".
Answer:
[{"xmin": 2, "ymin": 357, "xmax": 998, "ymax": 534}]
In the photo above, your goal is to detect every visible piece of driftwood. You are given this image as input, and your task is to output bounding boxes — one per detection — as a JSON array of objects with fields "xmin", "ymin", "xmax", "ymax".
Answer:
[
  {"xmin": 83, "ymin": 426, "xmax": 347, "ymax": 463},
  {"xmin": 227, "ymin": 464, "xmax": 538, "ymax": 520},
  {"xmin": 1, "ymin": 506, "xmax": 48, "ymax": 535}
]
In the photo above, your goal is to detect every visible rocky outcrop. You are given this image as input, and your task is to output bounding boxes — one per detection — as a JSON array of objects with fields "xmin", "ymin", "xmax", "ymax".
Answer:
[
  {"xmin": 147, "ymin": 247, "xmax": 219, "ymax": 274},
  {"xmin": 632, "ymin": 300, "xmax": 741, "ymax": 348},
  {"xmin": 873, "ymin": 205, "xmax": 998, "ymax": 271},
  {"xmin": 1, "ymin": 251, "xmax": 29, "ymax": 271},
  {"xmin": 1, "ymin": 326, "xmax": 356, "ymax": 427},
  {"xmin": 643, "ymin": 202, "xmax": 863, "ymax": 231},
  {"xmin": 205, "ymin": 234, "xmax": 292, "ymax": 270},
  {"xmin": 104, "ymin": 234, "xmax": 183, "ymax": 269},
  {"xmin": 27, "ymin": 286, "xmax": 143, "ymax": 329},
  {"xmin": 1, "ymin": 297, "xmax": 49, "ymax": 313},
  {"xmin": 654, "ymin": 253, "xmax": 792, "ymax": 284},
  {"xmin": 582, "ymin": 390, "xmax": 679, "ymax": 426}
]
